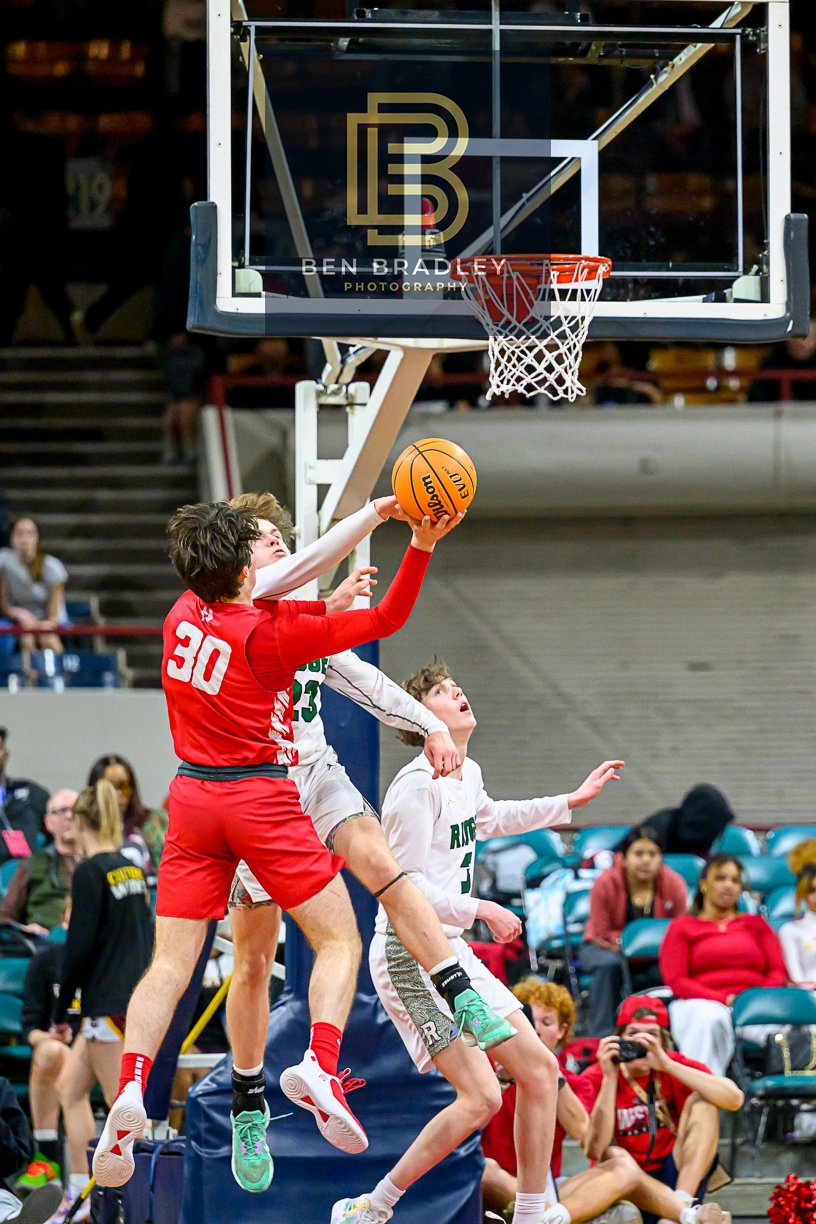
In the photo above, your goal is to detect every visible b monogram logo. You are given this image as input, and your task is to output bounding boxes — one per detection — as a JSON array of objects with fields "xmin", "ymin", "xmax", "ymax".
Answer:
[{"xmin": 347, "ymin": 92, "xmax": 469, "ymax": 248}]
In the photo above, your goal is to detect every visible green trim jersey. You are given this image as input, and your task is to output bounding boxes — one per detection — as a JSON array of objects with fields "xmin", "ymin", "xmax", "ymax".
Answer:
[
  {"xmin": 376, "ymin": 754, "xmax": 571, "ymax": 939},
  {"xmin": 290, "ymin": 649, "xmax": 447, "ymax": 770}
]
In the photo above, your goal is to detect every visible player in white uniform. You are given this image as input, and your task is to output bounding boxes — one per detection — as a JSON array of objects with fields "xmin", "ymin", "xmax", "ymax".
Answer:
[
  {"xmin": 333, "ymin": 660, "xmax": 623, "ymax": 1224},
  {"xmin": 222, "ymin": 492, "xmax": 519, "ymax": 1182}
]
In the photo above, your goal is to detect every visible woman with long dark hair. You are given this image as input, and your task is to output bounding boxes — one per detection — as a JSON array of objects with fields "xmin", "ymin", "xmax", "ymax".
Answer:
[
  {"xmin": 579, "ymin": 825, "xmax": 688, "ymax": 1034},
  {"xmin": 86, "ymin": 755, "xmax": 167, "ymax": 877},
  {"xmin": 659, "ymin": 854, "xmax": 789, "ymax": 1073},
  {"xmin": 0, "ymin": 516, "xmax": 67, "ymax": 653}
]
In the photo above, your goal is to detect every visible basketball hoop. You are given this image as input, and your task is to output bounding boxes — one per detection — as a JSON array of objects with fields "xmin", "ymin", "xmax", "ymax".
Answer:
[{"xmin": 450, "ymin": 254, "xmax": 612, "ymax": 402}]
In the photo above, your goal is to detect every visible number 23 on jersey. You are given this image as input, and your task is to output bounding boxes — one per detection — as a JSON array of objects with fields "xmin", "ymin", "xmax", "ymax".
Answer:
[{"xmin": 167, "ymin": 620, "xmax": 232, "ymax": 695}]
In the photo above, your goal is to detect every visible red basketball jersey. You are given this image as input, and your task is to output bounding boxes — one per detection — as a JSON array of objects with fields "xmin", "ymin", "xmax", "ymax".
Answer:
[{"xmin": 163, "ymin": 590, "xmax": 296, "ymax": 767}]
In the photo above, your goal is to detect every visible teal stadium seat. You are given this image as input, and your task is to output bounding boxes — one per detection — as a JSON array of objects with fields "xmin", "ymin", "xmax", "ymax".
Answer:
[
  {"xmin": 765, "ymin": 825, "xmax": 816, "ymax": 858},
  {"xmin": 662, "ymin": 854, "xmax": 705, "ymax": 892},
  {"xmin": 620, "ymin": 917, "xmax": 671, "ymax": 995},
  {"xmin": 572, "ymin": 825, "xmax": 629, "ymax": 859},
  {"xmin": 0, "ymin": 860, "xmax": 21, "ymax": 894},
  {"xmin": 0, "ymin": 959, "xmax": 33, "ymax": 997},
  {"xmin": 764, "ymin": 886, "xmax": 796, "ymax": 928},
  {"xmin": 710, "ymin": 826, "xmax": 762, "ymax": 858},
  {"xmin": 730, "ymin": 987, "xmax": 816, "ymax": 1161},
  {"xmin": 476, "ymin": 829, "xmax": 565, "ymax": 862},
  {"xmin": 740, "ymin": 856, "xmax": 795, "ymax": 897}
]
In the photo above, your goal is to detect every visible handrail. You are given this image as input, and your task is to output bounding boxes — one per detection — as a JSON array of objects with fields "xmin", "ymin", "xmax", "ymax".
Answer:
[
  {"xmin": 0, "ymin": 624, "xmax": 162, "ymax": 638},
  {"xmin": 208, "ymin": 366, "xmax": 816, "ymax": 408}
]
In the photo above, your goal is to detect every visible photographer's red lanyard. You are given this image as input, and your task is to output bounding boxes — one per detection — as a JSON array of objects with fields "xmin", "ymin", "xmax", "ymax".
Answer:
[{"xmin": 620, "ymin": 1067, "xmax": 677, "ymax": 1164}]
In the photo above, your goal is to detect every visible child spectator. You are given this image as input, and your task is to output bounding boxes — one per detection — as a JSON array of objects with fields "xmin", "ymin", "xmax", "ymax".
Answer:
[
  {"xmin": 779, "ymin": 865, "xmax": 816, "ymax": 987},
  {"xmin": 0, "ymin": 519, "xmax": 68, "ymax": 655}
]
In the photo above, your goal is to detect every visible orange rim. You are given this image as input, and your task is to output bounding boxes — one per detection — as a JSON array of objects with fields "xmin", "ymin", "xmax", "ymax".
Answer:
[{"xmin": 452, "ymin": 254, "xmax": 612, "ymax": 287}]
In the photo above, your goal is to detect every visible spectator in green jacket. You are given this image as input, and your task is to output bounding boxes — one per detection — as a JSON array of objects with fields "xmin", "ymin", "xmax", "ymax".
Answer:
[{"xmin": 0, "ymin": 790, "xmax": 80, "ymax": 935}]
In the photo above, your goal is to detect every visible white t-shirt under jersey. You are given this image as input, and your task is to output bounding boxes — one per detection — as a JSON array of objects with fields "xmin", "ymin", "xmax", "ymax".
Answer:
[
  {"xmin": 377, "ymin": 753, "xmax": 571, "ymax": 939},
  {"xmin": 291, "ymin": 649, "xmax": 447, "ymax": 769}
]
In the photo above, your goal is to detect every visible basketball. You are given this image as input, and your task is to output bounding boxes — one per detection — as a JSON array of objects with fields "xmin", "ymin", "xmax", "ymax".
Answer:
[{"xmin": 391, "ymin": 438, "xmax": 477, "ymax": 523}]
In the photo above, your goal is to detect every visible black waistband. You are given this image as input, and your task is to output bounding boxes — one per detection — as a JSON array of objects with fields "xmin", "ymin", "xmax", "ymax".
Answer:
[{"xmin": 177, "ymin": 762, "xmax": 289, "ymax": 782}]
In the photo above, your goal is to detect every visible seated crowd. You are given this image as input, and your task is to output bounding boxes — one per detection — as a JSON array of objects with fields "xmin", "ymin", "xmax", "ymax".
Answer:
[
  {"xmin": 0, "ymin": 731, "xmax": 168, "ymax": 1223},
  {"xmin": 0, "ymin": 736, "xmax": 815, "ymax": 1224},
  {"xmin": 472, "ymin": 785, "xmax": 816, "ymax": 1223}
]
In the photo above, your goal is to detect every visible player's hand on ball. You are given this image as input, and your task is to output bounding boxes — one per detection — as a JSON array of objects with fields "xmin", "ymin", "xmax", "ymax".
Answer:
[
  {"xmin": 325, "ymin": 567, "xmax": 378, "ymax": 613},
  {"xmin": 423, "ymin": 730, "xmax": 461, "ymax": 779},
  {"xmin": 477, "ymin": 900, "xmax": 522, "ymax": 944},
  {"xmin": 410, "ymin": 512, "xmax": 465, "ymax": 552},
  {"xmin": 567, "ymin": 760, "xmax": 625, "ymax": 809},
  {"xmin": 373, "ymin": 495, "xmax": 409, "ymax": 521}
]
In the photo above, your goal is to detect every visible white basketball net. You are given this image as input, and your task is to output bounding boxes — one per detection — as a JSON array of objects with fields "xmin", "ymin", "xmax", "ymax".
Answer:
[{"xmin": 453, "ymin": 256, "xmax": 611, "ymax": 403}]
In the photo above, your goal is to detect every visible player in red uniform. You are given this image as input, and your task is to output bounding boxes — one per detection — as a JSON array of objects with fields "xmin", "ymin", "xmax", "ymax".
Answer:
[{"xmin": 92, "ymin": 499, "xmax": 462, "ymax": 1192}]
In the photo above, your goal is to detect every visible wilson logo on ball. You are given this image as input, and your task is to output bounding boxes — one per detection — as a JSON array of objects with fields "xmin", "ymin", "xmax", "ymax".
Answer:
[{"xmin": 392, "ymin": 438, "xmax": 477, "ymax": 523}]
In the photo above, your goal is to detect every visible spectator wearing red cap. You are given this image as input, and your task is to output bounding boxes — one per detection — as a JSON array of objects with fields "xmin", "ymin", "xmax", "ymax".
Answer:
[
  {"xmin": 580, "ymin": 826, "xmax": 688, "ymax": 1035},
  {"xmin": 659, "ymin": 855, "xmax": 789, "ymax": 1074},
  {"xmin": 578, "ymin": 996, "xmax": 743, "ymax": 1224},
  {"xmin": 482, "ymin": 979, "xmax": 645, "ymax": 1224}
]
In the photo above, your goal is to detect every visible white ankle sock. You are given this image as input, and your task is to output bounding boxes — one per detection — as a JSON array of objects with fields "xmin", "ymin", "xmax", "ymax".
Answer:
[
  {"xmin": 34, "ymin": 1129, "xmax": 58, "ymax": 1143},
  {"xmin": 429, "ymin": 956, "xmax": 458, "ymax": 976},
  {"xmin": 534, "ymin": 1206, "xmax": 571, "ymax": 1224},
  {"xmin": 233, "ymin": 1063, "xmax": 263, "ymax": 1077},
  {"xmin": 513, "ymin": 1192, "xmax": 557, "ymax": 1224},
  {"xmin": 69, "ymin": 1174, "xmax": 87, "ymax": 1197},
  {"xmin": 369, "ymin": 1176, "xmax": 404, "ymax": 1210}
]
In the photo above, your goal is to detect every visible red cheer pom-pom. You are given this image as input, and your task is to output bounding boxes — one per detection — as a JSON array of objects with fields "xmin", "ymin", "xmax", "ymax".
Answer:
[{"xmin": 769, "ymin": 1175, "xmax": 816, "ymax": 1223}]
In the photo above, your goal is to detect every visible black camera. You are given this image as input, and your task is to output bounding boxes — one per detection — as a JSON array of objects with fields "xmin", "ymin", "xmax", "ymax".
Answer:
[{"xmin": 613, "ymin": 1038, "xmax": 648, "ymax": 1064}]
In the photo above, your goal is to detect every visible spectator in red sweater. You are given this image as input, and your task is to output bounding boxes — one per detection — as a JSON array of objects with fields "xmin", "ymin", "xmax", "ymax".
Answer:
[
  {"xmin": 482, "ymin": 979, "xmax": 643, "ymax": 1224},
  {"xmin": 581, "ymin": 996, "xmax": 742, "ymax": 1224},
  {"xmin": 580, "ymin": 826, "xmax": 688, "ymax": 1035},
  {"xmin": 659, "ymin": 854, "xmax": 789, "ymax": 1074}
]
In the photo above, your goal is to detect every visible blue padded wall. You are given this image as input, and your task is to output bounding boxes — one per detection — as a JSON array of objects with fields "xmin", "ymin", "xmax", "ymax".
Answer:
[{"xmin": 182, "ymin": 641, "xmax": 483, "ymax": 1223}]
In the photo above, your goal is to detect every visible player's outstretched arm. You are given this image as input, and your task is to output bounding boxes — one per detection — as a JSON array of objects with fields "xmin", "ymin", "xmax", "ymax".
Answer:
[
  {"xmin": 324, "ymin": 651, "xmax": 460, "ymax": 778},
  {"xmin": 566, "ymin": 760, "xmax": 624, "ymax": 809},
  {"xmin": 252, "ymin": 497, "xmax": 404, "ymax": 600}
]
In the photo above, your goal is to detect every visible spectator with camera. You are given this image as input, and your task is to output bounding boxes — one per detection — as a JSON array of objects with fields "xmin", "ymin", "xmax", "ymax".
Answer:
[
  {"xmin": 580, "ymin": 826, "xmax": 688, "ymax": 1035},
  {"xmin": 482, "ymin": 979, "xmax": 645, "ymax": 1224},
  {"xmin": 582, "ymin": 997, "xmax": 743, "ymax": 1224},
  {"xmin": 0, "ymin": 791, "xmax": 80, "ymax": 936},
  {"xmin": 659, "ymin": 854, "xmax": 789, "ymax": 1074}
]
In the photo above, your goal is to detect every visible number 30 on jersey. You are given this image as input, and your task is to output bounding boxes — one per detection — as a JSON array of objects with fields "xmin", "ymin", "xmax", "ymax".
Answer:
[{"xmin": 167, "ymin": 620, "xmax": 232, "ymax": 694}]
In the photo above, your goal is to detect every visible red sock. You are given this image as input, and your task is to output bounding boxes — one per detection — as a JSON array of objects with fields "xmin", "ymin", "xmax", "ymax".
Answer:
[
  {"xmin": 117, "ymin": 1052, "xmax": 153, "ymax": 1099},
  {"xmin": 309, "ymin": 1023, "xmax": 342, "ymax": 1077}
]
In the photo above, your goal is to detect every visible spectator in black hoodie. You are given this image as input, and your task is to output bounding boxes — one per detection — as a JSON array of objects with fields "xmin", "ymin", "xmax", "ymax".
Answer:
[
  {"xmin": 0, "ymin": 1074, "xmax": 61, "ymax": 1223},
  {"xmin": 616, "ymin": 785, "xmax": 735, "ymax": 859},
  {"xmin": 49, "ymin": 782, "xmax": 153, "ymax": 1224}
]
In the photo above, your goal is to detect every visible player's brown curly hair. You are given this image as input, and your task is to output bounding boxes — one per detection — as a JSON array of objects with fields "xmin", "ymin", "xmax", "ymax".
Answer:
[
  {"xmin": 167, "ymin": 502, "xmax": 260, "ymax": 602},
  {"xmin": 230, "ymin": 491, "xmax": 294, "ymax": 545},
  {"xmin": 398, "ymin": 659, "xmax": 452, "ymax": 747},
  {"xmin": 512, "ymin": 978, "xmax": 575, "ymax": 1044}
]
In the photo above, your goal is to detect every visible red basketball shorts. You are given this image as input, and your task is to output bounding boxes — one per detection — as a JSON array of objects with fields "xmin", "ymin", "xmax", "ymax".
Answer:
[{"xmin": 156, "ymin": 774, "xmax": 344, "ymax": 920}]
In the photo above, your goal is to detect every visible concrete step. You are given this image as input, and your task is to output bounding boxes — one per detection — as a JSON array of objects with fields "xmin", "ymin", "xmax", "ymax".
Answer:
[
  {"xmin": 0, "ymin": 345, "xmax": 158, "ymax": 370},
  {"xmin": 0, "ymin": 368, "xmax": 162, "ymax": 389},
  {"xmin": 1, "ymin": 416, "xmax": 160, "ymax": 440},
  {"xmin": 2, "ymin": 464, "xmax": 196, "ymax": 489},
  {"xmin": 0, "ymin": 389, "xmax": 166, "ymax": 410},
  {"xmin": 34, "ymin": 513, "xmax": 171, "ymax": 540},
  {"xmin": 56, "ymin": 538, "xmax": 167, "ymax": 563},
  {"xmin": 95, "ymin": 592, "xmax": 177, "ymax": 618},
  {"xmin": 4, "ymin": 490, "xmax": 194, "ymax": 517},
  {"xmin": 1, "ymin": 441, "xmax": 165, "ymax": 464}
]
